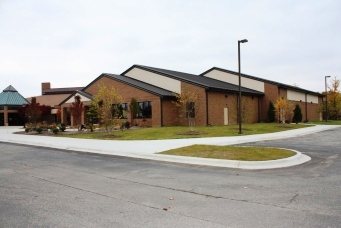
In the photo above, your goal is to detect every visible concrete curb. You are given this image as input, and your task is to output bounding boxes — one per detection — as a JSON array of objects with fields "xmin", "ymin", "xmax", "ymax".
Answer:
[{"xmin": 0, "ymin": 125, "xmax": 340, "ymax": 169}]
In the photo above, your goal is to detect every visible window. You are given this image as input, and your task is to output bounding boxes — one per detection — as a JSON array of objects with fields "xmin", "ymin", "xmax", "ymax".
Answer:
[
  {"xmin": 113, "ymin": 103, "xmax": 128, "ymax": 119},
  {"xmin": 137, "ymin": 101, "xmax": 152, "ymax": 118},
  {"xmin": 186, "ymin": 102, "xmax": 195, "ymax": 118}
]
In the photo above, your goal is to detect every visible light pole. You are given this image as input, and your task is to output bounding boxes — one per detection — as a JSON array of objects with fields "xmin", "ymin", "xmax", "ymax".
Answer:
[
  {"xmin": 325, "ymin": 76, "xmax": 331, "ymax": 122},
  {"xmin": 238, "ymin": 39, "xmax": 248, "ymax": 134}
]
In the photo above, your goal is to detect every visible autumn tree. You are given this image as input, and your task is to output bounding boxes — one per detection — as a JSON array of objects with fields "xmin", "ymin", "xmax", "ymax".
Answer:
[
  {"xmin": 274, "ymin": 97, "xmax": 294, "ymax": 123},
  {"xmin": 327, "ymin": 77, "xmax": 341, "ymax": 120},
  {"xmin": 292, "ymin": 104, "xmax": 303, "ymax": 124},
  {"xmin": 267, "ymin": 101, "xmax": 276, "ymax": 122},
  {"xmin": 173, "ymin": 87, "xmax": 200, "ymax": 132},
  {"xmin": 129, "ymin": 97, "xmax": 139, "ymax": 126},
  {"xmin": 25, "ymin": 97, "xmax": 42, "ymax": 126},
  {"xmin": 92, "ymin": 84, "xmax": 123, "ymax": 134},
  {"xmin": 70, "ymin": 95, "xmax": 84, "ymax": 130},
  {"xmin": 56, "ymin": 106, "xmax": 61, "ymax": 123}
]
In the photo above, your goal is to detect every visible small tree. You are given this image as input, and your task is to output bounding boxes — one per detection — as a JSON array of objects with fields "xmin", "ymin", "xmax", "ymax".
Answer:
[
  {"xmin": 292, "ymin": 104, "xmax": 303, "ymax": 124},
  {"xmin": 173, "ymin": 87, "xmax": 200, "ymax": 132},
  {"xmin": 92, "ymin": 84, "xmax": 123, "ymax": 134},
  {"xmin": 129, "ymin": 97, "xmax": 139, "ymax": 125},
  {"xmin": 25, "ymin": 97, "xmax": 41, "ymax": 127},
  {"xmin": 70, "ymin": 95, "xmax": 84, "ymax": 131},
  {"xmin": 87, "ymin": 102, "xmax": 98, "ymax": 125},
  {"xmin": 267, "ymin": 101, "xmax": 276, "ymax": 122}
]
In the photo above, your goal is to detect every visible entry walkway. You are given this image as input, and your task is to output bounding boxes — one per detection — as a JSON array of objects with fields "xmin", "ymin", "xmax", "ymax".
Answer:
[{"xmin": 0, "ymin": 125, "xmax": 340, "ymax": 169}]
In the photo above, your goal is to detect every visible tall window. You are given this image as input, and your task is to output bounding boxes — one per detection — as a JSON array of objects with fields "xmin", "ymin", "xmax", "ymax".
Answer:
[
  {"xmin": 137, "ymin": 101, "xmax": 152, "ymax": 118},
  {"xmin": 113, "ymin": 103, "xmax": 128, "ymax": 119}
]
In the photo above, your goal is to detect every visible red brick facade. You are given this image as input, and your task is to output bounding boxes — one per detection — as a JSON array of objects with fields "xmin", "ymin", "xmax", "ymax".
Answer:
[{"xmin": 59, "ymin": 66, "xmax": 323, "ymax": 127}]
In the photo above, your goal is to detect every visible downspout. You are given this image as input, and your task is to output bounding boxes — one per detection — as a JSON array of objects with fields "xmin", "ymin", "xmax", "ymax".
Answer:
[
  {"xmin": 160, "ymin": 97, "xmax": 163, "ymax": 127},
  {"xmin": 258, "ymin": 96, "xmax": 261, "ymax": 122},
  {"xmin": 305, "ymin": 93, "xmax": 308, "ymax": 121},
  {"xmin": 206, "ymin": 90, "xmax": 209, "ymax": 126}
]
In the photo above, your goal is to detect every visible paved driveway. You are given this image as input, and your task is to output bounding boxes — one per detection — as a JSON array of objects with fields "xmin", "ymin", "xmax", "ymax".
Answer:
[
  {"xmin": 240, "ymin": 127, "xmax": 341, "ymax": 154},
  {"xmin": 1, "ymin": 125, "xmax": 341, "ymax": 228}
]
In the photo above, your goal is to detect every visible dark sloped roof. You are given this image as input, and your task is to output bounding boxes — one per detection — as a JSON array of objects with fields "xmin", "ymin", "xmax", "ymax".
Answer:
[
  {"xmin": 82, "ymin": 73, "xmax": 175, "ymax": 98},
  {"xmin": 43, "ymin": 87, "xmax": 84, "ymax": 95},
  {"xmin": 0, "ymin": 85, "xmax": 29, "ymax": 106},
  {"xmin": 201, "ymin": 67, "xmax": 322, "ymax": 96},
  {"xmin": 3, "ymin": 85, "xmax": 17, "ymax": 92},
  {"xmin": 122, "ymin": 65, "xmax": 263, "ymax": 96},
  {"xmin": 59, "ymin": 90, "xmax": 93, "ymax": 106},
  {"xmin": 105, "ymin": 73, "xmax": 175, "ymax": 97}
]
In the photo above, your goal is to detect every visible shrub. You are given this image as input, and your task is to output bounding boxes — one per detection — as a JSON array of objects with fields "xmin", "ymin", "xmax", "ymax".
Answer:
[
  {"xmin": 268, "ymin": 101, "xmax": 276, "ymax": 122},
  {"xmin": 292, "ymin": 104, "xmax": 303, "ymax": 124},
  {"xmin": 125, "ymin": 121, "xmax": 131, "ymax": 129},
  {"xmin": 25, "ymin": 128, "xmax": 30, "ymax": 133},
  {"xmin": 36, "ymin": 127, "xmax": 43, "ymax": 134},
  {"xmin": 60, "ymin": 124, "xmax": 66, "ymax": 132},
  {"xmin": 52, "ymin": 128, "xmax": 59, "ymax": 134}
]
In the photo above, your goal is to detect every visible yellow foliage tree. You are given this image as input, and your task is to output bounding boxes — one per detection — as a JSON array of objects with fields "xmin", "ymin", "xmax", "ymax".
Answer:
[
  {"xmin": 91, "ymin": 84, "xmax": 123, "ymax": 134},
  {"xmin": 274, "ymin": 97, "xmax": 294, "ymax": 123},
  {"xmin": 327, "ymin": 77, "xmax": 341, "ymax": 120}
]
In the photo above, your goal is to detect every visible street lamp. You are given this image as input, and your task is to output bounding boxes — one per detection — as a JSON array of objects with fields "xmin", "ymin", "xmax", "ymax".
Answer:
[
  {"xmin": 325, "ymin": 76, "xmax": 331, "ymax": 122},
  {"xmin": 238, "ymin": 39, "xmax": 248, "ymax": 134}
]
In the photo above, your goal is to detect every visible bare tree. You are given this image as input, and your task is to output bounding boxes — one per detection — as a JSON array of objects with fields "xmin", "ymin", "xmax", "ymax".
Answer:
[
  {"xmin": 173, "ymin": 87, "xmax": 200, "ymax": 132},
  {"xmin": 25, "ymin": 97, "xmax": 41, "ymax": 127}
]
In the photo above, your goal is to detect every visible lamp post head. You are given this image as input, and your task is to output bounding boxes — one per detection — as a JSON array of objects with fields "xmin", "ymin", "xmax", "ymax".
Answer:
[
  {"xmin": 325, "ymin": 76, "xmax": 331, "ymax": 78},
  {"xmin": 239, "ymin": 39, "xmax": 248, "ymax": 43}
]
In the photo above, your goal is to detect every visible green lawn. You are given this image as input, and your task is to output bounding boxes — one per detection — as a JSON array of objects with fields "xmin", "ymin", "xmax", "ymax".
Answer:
[
  {"xmin": 56, "ymin": 123, "xmax": 313, "ymax": 140},
  {"xmin": 158, "ymin": 144, "xmax": 296, "ymax": 161},
  {"xmin": 308, "ymin": 120, "xmax": 341, "ymax": 125}
]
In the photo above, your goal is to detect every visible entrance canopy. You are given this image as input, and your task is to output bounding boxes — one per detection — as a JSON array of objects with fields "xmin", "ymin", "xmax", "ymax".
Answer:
[
  {"xmin": 0, "ymin": 85, "xmax": 29, "ymax": 126},
  {"xmin": 0, "ymin": 85, "xmax": 29, "ymax": 106}
]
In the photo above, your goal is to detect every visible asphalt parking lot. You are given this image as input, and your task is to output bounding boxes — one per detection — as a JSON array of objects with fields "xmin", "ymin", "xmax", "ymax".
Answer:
[{"xmin": 1, "ymin": 127, "xmax": 340, "ymax": 227}]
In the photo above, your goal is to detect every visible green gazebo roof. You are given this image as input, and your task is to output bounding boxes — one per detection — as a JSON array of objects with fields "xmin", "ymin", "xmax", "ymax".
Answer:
[{"xmin": 0, "ymin": 85, "xmax": 29, "ymax": 106}]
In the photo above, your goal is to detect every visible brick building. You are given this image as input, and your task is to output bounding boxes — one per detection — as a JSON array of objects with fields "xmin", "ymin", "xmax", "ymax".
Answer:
[
  {"xmin": 201, "ymin": 67, "xmax": 323, "ymax": 122},
  {"xmin": 27, "ymin": 82, "xmax": 84, "ymax": 124},
  {"xmin": 59, "ymin": 64, "xmax": 323, "ymax": 127}
]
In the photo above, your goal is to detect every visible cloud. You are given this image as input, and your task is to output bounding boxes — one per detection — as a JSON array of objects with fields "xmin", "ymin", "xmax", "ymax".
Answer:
[{"xmin": 0, "ymin": 0, "xmax": 340, "ymax": 96}]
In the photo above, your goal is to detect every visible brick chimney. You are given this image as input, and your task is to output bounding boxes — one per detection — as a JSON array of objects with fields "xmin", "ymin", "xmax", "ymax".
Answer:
[{"xmin": 42, "ymin": 82, "xmax": 51, "ymax": 95}]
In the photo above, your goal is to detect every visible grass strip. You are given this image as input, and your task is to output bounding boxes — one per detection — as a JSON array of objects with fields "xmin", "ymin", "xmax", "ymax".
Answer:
[
  {"xmin": 158, "ymin": 144, "xmax": 296, "ymax": 161},
  {"xmin": 55, "ymin": 123, "xmax": 312, "ymax": 140}
]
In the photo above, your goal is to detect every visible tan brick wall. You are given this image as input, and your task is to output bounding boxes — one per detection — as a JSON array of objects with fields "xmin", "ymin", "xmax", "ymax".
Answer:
[
  {"xmin": 207, "ymin": 91, "xmax": 259, "ymax": 125},
  {"xmin": 161, "ymin": 99, "xmax": 178, "ymax": 126},
  {"xmin": 172, "ymin": 82, "xmax": 207, "ymax": 126},
  {"xmin": 292, "ymin": 100, "xmax": 321, "ymax": 122},
  {"xmin": 259, "ymin": 83, "xmax": 279, "ymax": 121},
  {"xmin": 207, "ymin": 91, "xmax": 237, "ymax": 125}
]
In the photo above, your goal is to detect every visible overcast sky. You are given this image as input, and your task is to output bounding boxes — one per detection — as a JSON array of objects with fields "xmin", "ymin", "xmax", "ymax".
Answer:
[{"xmin": 1, "ymin": 0, "xmax": 340, "ymax": 98}]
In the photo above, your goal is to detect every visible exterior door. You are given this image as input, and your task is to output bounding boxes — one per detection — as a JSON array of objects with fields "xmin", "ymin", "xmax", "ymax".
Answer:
[{"xmin": 224, "ymin": 108, "xmax": 228, "ymax": 125}]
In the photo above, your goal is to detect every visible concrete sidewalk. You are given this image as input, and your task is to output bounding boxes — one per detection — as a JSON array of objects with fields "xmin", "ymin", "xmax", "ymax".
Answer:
[{"xmin": 1, "ymin": 125, "xmax": 340, "ymax": 169}]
